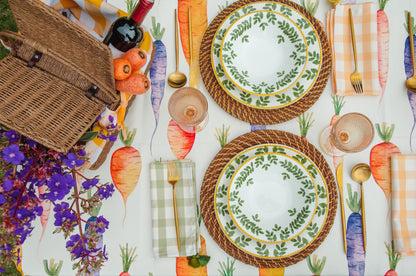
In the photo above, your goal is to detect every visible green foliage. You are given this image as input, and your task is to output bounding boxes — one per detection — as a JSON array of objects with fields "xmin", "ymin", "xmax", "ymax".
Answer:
[
  {"xmin": 43, "ymin": 259, "xmax": 63, "ymax": 276},
  {"xmin": 0, "ymin": 0, "xmax": 18, "ymax": 60},
  {"xmin": 218, "ymin": 257, "xmax": 236, "ymax": 276},
  {"xmin": 307, "ymin": 254, "xmax": 327, "ymax": 275},
  {"xmin": 120, "ymin": 243, "xmax": 137, "ymax": 273},
  {"xmin": 215, "ymin": 124, "xmax": 230, "ymax": 148}
]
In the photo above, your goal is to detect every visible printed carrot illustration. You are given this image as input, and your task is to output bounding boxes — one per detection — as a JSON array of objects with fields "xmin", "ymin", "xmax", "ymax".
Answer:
[
  {"xmin": 119, "ymin": 243, "xmax": 138, "ymax": 276},
  {"xmin": 330, "ymin": 95, "xmax": 346, "ymax": 170},
  {"xmin": 258, "ymin": 267, "xmax": 285, "ymax": 276},
  {"xmin": 369, "ymin": 123, "xmax": 400, "ymax": 204},
  {"xmin": 149, "ymin": 17, "xmax": 167, "ymax": 156},
  {"xmin": 218, "ymin": 258, "xmax": 235, "ymax": 276},
  {"xmin": 298, "ymin": 112, "xmax": 314, "ymax": 141},
  {"xmin": 250, "ymin": 124, "xmax": 266, "ymax": 132},
  {"xmin": 43, "ymin": 259, "xmax": 63, "ymax": 276},
  {"xmin": 38, "ymin": 184, "xmax": 51, "ymax": 246},
  {"xmin": 176, "ymin": 235, "xmax": 209, "ymax": 276},
  {"xmin": 377, "ymin": 0, "xmax": 390, "ymax": 105},
  {"xmin": 384, "ymin": 241, "xmax": 401, "ymax": 276},
  {"xmin": 167, "ymin": 120, "xmax": 196, "ymax": 159},
  {"xmin": 307, "ymin": 254, "xmax": 327, "ymax": 276},
  {"xmin": 178, "ymin": 0, "xmax": 207, "ymax": 88},
  {"xmin": 346, "ymin": 183, "xmax": 365, "ymax": 276},
  {"xmin": 110, "ymin": 128, "xmax": 142, "ymax": 224},
  {"xmin": 403, "ymin": 11, "xmax": 416, "ymax": 151},
  {"xmin": 215, "ymin": 124, "xmax": 230, "ymax": 148}
]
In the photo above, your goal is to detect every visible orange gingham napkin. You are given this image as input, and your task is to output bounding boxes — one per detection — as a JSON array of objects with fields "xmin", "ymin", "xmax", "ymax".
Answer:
[
  {"xmin": 326, "ymin": 2, "xmax": 379, "ymax": 96},
  {"xmin": 391, "ymin": 154, "xmax": 416, "ymax": 255}
]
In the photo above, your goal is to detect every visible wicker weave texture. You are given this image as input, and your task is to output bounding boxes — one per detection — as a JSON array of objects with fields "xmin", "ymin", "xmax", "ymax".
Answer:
[
  {"xmin": 199, "ymin": 0, "xmax": 332, "ymax": 125},
  {"xmin": 200, "ymin": 130, "xmax": 337, "ymax": 268}
]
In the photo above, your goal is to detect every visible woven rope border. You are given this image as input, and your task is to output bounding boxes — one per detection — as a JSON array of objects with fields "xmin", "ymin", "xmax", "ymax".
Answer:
[
  {"xmin": 199, "ymin": 0, "xmax": 332, "ymax": 125},
  {"xmin": 200, "ymin": 130, "xmax": 337, "ymax": 267}
]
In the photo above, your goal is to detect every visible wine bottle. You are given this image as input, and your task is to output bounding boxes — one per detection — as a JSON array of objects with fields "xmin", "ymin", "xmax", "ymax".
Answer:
[{"xmin": 103, "ymin": 0, "xmax": 154, "ymax": 55}]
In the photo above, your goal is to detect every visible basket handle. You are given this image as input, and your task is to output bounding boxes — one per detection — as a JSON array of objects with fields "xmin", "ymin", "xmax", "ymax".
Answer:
[{"xmin": 0, "ymin": 30, "xmax": 22, "ymax": 48}]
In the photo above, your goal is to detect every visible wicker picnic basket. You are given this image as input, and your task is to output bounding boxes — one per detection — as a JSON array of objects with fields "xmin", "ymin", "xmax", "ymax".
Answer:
[{"xmin": 0, "ymin": 0, "xmax": 120, "ymax": 153}]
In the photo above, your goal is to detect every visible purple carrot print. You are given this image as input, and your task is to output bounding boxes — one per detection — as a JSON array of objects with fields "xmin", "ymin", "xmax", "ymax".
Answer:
[
  {"xmin": 149, "ymin": 17, "xmax": 167, "ymax": 156},
  {"xmin": 346, "ymin": 184, "xmax": 365, "ymax": 276},
  {"xmin": 250, "ymin": 124, "xmax": 266, "ymax": 132},
  {"xmin": 404, "ymin": 11, "xmax": 416, "ymax": 151}
]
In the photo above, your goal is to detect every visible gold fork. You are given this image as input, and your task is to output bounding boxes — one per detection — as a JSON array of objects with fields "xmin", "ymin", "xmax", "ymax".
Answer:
[
  {"xmin": 349, "ymin": 8, "xmax": 363, "ymax": 94},
  {"xmin": 167, "ymin": 160, "xmax": 181, "ymax": 252}
]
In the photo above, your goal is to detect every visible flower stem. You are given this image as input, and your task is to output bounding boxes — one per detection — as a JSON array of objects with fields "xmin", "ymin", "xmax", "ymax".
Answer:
[{"xmin": 73, "ymin": 171, "xmax": 86, "ymax": 249}]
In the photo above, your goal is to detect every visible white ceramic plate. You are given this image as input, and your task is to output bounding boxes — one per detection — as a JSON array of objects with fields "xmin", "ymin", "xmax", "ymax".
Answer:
[
  {"xmin": 211, "ymin": 2, "xmax": 322, "ymax": 109},
  {"xmin": 220, "ymin": 10, "xmax": 308, "ymax": 96},
  {"xmin": 227, "ymin": 152, "xmax": 317, "ymax": 244},
  {"xmin": 214, "ymin": 144, "xmax": 329, "ymax": 258}
]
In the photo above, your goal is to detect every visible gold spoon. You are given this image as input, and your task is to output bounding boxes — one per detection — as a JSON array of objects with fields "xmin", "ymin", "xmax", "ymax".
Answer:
[
  {"xmin": 351, "ymin": 163, "xmax": 371, "ymax": 252},
  {"xmin": 405, "ymin": 11, "xmax": 416, "ymax": 93},
  {"xmin": 167, "ymin": 9, "xmax": 187, "ymax": 88}
]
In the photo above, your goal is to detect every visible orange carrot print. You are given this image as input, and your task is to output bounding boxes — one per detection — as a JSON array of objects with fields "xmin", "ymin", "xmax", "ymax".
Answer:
[
  {"xmin": 178, "ymin": 0, "xmax": 207, "ymax": 89},
  {"xmin": 258, "ymin": 267, "xmax": 285, "ymax": 276},
  {"xmin": 369, "ymin": 123, "xmax": 400, "ymax": 204},
  {"xmin": 167, "ymin": 120, "xmax": 196, "ymax": 159},
  {"xmin": 110, "ymin": 128, "xmax": 142, "ymax": 224},
  {"xmin": 176, "ymin": 235, "xmax": 209, "ymax": 276}
]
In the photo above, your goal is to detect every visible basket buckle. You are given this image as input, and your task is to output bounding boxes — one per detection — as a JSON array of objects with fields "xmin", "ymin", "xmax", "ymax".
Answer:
[
  {"xmin": 27, "ymin": 50, "xmax": 42, "ymax": 67},
  {"xmin": 86, "ymin": 84, "xmax": 99, "ymax": 99}
]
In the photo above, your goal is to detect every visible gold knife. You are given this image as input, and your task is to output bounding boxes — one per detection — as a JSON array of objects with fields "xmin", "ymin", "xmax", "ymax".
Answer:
[{"xmin": 336, "ymin": 163, "xmax": 347, "ymax": 254}]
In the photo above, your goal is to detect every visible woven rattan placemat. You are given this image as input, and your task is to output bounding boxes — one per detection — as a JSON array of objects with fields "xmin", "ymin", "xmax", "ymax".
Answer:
[
  {"xmin": 199, "ymin": 0, "xmax": 331, "ymax": 125},
  {"xmin": 200, "ymin": 130, "xmax": 337, "ymax": 268}
]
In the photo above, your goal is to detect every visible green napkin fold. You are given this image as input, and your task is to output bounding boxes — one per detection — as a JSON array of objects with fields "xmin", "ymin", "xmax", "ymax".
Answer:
[{"xmin": 149, "ymin": 160, "xmax": 200, "ymax": 258}]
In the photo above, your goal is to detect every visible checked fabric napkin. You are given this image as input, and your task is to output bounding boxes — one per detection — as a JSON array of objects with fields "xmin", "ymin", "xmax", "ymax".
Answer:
[
  {"xmin": 150, "ymin": 160, "xmax": 200, "ymax": 258},
  {"xmin": 391, "ymin": 154, "xmax": 416, "ymax": 255},
  {"xmin": 326, "ymin": 2, "xmax": 379, "ymax": 96}
]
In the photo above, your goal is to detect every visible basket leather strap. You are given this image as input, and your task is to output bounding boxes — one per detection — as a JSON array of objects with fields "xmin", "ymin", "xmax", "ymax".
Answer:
[{"xmin": 0, "ymin": 30, "xmax": 22, "ymax": 48}]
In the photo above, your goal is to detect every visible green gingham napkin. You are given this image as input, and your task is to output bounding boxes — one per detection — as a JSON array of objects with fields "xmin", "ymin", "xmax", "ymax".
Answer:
[{"xmin": 149, "ymin": 160, "xmax": 200, "ymax": 258}]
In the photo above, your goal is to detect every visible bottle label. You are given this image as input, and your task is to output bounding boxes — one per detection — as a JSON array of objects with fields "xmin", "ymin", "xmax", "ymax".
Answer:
[{"xmin": 131, "ymin": 0, "xmax": 155, "ymax": 23}]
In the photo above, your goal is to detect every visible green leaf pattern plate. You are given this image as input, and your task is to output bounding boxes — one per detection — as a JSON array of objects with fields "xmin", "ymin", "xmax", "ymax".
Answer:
[
  {"xmin": 220, "ymin": 11, "xmax": 308, "ymax": 96},
  {"xmin": 214, "ymin": 144, "xmax": 329, "ymax": 258},
  {"xmin": 212, "ymin": 2, "xmax": 321, "ymax": 109},
  {"xmin": 227, "ymin": 152, "xmax": 318, "ymax": 244}
]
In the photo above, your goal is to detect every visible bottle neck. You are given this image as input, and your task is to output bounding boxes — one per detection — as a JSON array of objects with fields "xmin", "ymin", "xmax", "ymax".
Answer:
[{"xmin": 131, "ymin": 0, "xmax": 155, "ymax": 24}]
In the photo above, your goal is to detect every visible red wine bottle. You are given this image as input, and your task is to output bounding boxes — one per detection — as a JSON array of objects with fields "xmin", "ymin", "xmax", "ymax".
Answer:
[{"xmin": 103, "ymin": 0, "xmax": 154, "ymax": 53}]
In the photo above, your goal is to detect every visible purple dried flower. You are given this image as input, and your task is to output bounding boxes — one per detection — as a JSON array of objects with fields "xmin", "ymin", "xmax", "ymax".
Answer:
[
  {"xmin": 0, "ymin": 194, "xmax": 5, "ymax": 205},
  {"xmin": 82, "ymin": 178, "xmax": 99, "ymax": 190},
  {"xmin": 63, "ymin": 153, "xmax": 84, "ymax": 169},
  {"xmin": 2, "ymin": 144, "xmax": 25, "ymax": 165},
  {"xmin": 2, "ymin": 179, "xmax": 14, "ymax": 192},
  {"xmin": 5, "ymin": 130, "xmax": 19, "ymax": 143},
  {"xmin": 97, "ymin": 184, "xmax": 115, "ymax": 199}
]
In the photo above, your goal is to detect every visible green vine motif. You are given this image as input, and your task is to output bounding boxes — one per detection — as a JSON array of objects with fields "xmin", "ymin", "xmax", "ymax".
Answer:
[
  {"xmin": 309, "ymin": 51, "xmax": 320, "ymax": 65},
  {"xmin": 255, "ymin": 146, "xmax": 270, "ymax": 155},
  {"xmin": 242, "ymin": 5, "xmax": 256, "ymax": 14},
  {"xmin": 307, "ymin": 164, "xmax": 318, "ymax": 178},
  {"xmin": 240, "ymin": 91, "xmax": 253, "ymax": 104},
  {"xmin": 216, "ymin": 184, "xmax": 228, "ymax": 198},
  {"xmin": 230, "ymin": 18, "xmax": 253, "ymax": 41},
  {"xmin": 265, "ymin": 85, "xmax": 276, "ymax": 94},
  {"xmin": 233, "ymin": 162, "xmax": 254, "ymax": 189},
  {"xmin": 255, "ymin": 242, "xmax": 270, "ymax": 256},
  {"xmin": 282, "ymin": 172, "xmax": 290, "ymax": 180},
  {"xmin": 279, "ymin": 160, "xmax": 307, "ymax": 180},
  {"xmin": 236, "ymin": 154, "xmax": 250, "ymax": 165},
  {"xmin": 276, "ymin": 70, "xmax": 285, "ymax": 78},
  {"xmin": 253, "ymin": 12, "xmax": 264, "ymax": 25},
  {"xmin": 222, "ymin": 41, "xmax": 233, "ymax": 52},
  {"xmin": 216, "ymin": 202, "xmax": 229, "ymax": 216},
  {"xmin": 237, "ymin": 214, "xmax": 265, "ymax": 236},
  {"xmin": 217, "ymin": 28, "xmax": 226, "ymax": 41},
  {"xmin": 225, "ymin": 220, "xmax": 237, "ymax": 237},
  {"xmin": 213, "ymin": 43, "xmax": 221, "ymax": 57},
  {"xmin": 295, "ymin": 42, "xmax": 307, "ymax": 53},
  {"xmin": 275, "ymin": 67, "xmax": 300, "ymax": 90},
  {"xmin": 302, "ymin": 68, "xmax": 318, "ymax": 81},
  {"xmin": 280, "ymin": 5, "xmax": 293, "ymax": 17},
  {"xmin": 306, "ymin": 30, "xmax": 318, "ymax": 45},
  {"xmin": 222, "ymin": 54, "xmax": 234, "ymax": 65},
  {"xmin": 288, "ymin": 208, "xmax": 297, "ymax": 216},
  {"xmin": 224, "ymin": 164, "xmax": 235, "ymax": 179},
  {"xmin": 265, "ymin": 230, "xmax": 278, "ymax": 242},
  {"xmin": 296, "ymin": 18, "xmax": 310, "ymax": 29},
  {"xmin": 307, "ymin": 222, "xmax": 319, "ymax": 238},
  {"xmin": 255, "ymin": 96, "xmax": 271, "ymax": 107},
  {"xmin": 274, "ymin": 242, "xmax": 288, "ymax": 256},
  {"xmin": 277, "ymin": 20, "xmax": 301, "ymax": 43},
  {"xmin": 229, "ymin": 199, "xmax": 243, "ymax": 216},
  {"xmin": 263, "ymin": 3, "xmax": 278, "ymax": 11},
  {"xmin": 295, "ymin": 56, "xmax": 307, "ymax": 66},
  {"xmin": 293, "ymin": 82, "xmax": 305, "ymax": 97},
  {"xmin": 291, "ymin": 236, "xmax": 309, "ymax": 249},
  {"xmin": 229, "ymin": 11, "xmax": 242, "ymax": 24},
  {"xmin": 215, "ymin": 63, "xmax": 225, "ymax": 78},
  {"xmin": 228, "ymin": 66, "xmax": 251, "ymax": 87},
  {"xmin": 266, "ymin": 12, "xmax": 278, "ymax": 25},
  {"xmin": 241, "ymin": 35, "xmax": 249, "ymax": 43},
  {"xmin": 316, "ymin": 202, "xmax": 327, "ymax": 217},
  {"xmin": 267, "ymin": 154, "xmax": 279, "ymax": 165},
  {"xmin": 273, "ymin": 146, "xmax": 286, "ymax": 154},
  {"xmin": 276, "ymin": 34, "xmax": 285, "ymax": 43},
  {"xmin": 234, "ymin": 235, "xmax": 252, "ymax": 247},
  {"xmin": 289, "ymin": 205, "xmax": 311, "ymax": 233},
  {"xmin": 222, "ymin": 79, "xmax": 236, "ymax": 91},
  {"xmin": 280, "ymin": 227, "xmax": 291, "ymax": 240},
  {"xmin": 317, "ymin": 185, "xmax": 327, "ymax": 199},
  {"xmin": 292, "ymin": 154, "xmax": 307, "ymax": 165}
]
